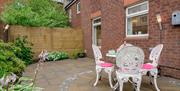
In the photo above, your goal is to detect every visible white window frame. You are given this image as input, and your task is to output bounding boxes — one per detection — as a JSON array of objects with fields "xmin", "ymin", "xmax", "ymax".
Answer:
[
  {"xmin": 69, "ymin": 9, "xmax": 72, "ymax": 22},
  {"xmin": 76, "ymin": 2, "xmax": 80, "ymax": 14},
  {"xmin": 126, "ymin": 1, "xmax": 149, "ymax": 38},
  {"xmin": 92, "ymin": 17, "xmax": 101, "ymax": 47}
]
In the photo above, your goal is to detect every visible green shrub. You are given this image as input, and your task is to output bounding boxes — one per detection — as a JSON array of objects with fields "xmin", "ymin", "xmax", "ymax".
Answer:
[
  {"xmin": 14, "ymin": 36, "xmax": 33, "ymax": 65},
  {"xmin": 47, "ymin": 51, "xmax": 68, "ymax": 61},
  {"xmin": 0, "ymin": 74, "xmax": 43, "ymax": 91},
  {"xmin": 69, "ymin": 50, "xmax": 79, "ymax": 59},
  {"xmin": 69, "ymin": 49, "xmax": 86, "ymax": 59},
  {"xmin": 0, "ymin": 0, "xmax": 69, "ymax": 28},
  {"xmin": 0, "ymin": 68, "xmax": 6, "ymax": 78},
  {"xmin": 0, "ymin": 40, "xmax": 26, "ymax": 78}
]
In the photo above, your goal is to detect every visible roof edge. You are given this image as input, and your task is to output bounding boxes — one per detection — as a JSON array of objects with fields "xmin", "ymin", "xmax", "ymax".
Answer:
[{"xmin": 64, "ymin": 0, "xmax": 77, "ymax": 10}]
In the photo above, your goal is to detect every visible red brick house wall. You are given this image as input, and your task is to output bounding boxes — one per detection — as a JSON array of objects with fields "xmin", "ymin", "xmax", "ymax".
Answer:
[
  {"xmin": 90, "ymin": 0, "xmax": 101, "ymax": 13},
  {"xmin": 124, "ymin": 0, "xmax": 140, "ymax": 6},
  {"xmin": 80, "ymin": 0, "xmax": 93, "ymax": 57},
  {"xmin": 67, "ymin": 0, "xmax": 180, "ymax": 79},
  {"xmin": 0, "ymin": 0, "xmax": 6, "ymax": 12},
  {"xmin": 67, "ymin": 0, "xmax": 81, "ymax": 29}
]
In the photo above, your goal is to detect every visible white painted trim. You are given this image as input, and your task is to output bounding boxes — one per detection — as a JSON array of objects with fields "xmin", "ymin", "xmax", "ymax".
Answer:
[
  {"xmin": 92, "ymin": 18, "xmax": 101, "ymax": 47},
  {"xmin": 126, "ymin": 34, "xmax": 149, "ymax": 38},
  {"xmin": 126, "ymin": 1, "xmax": 149, "ymax": 15},
  {"xmin": 69, "ymin": 9, "xmax": 72, "ymax": 22},
  {"xmin": 127, "ymin": 10, "xmax": 148, "ymax": 17},
  {"xmin": 76, "ymin": 2, "xmax": 80, "ymax": 14},
  {"xmin": 65, "ymin": 0, "xmax": 77, "ymax": 10},
  {"xmin": 126, "ymin": 1, "xmax": 149, "ymax": 38},
  {"xmin": 92, "ymin": 17, "xmax": 101, "ymax": 26}
]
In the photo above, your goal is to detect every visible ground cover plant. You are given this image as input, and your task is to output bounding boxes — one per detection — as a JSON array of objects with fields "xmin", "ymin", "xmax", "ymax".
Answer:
[{"xmin": 47, "ymin": 51, "xmax": 69, "ymax": 61}]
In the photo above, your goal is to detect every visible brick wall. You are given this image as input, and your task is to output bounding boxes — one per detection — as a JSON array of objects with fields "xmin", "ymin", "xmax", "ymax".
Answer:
[
  {"xmin": 68, "ymin": 0, "xmax": 81, "ymax": 29},
  {"xmin": 69, "ymin": 0, "xmax": 180, "ymax": 78},
  {"xmin": 81, "ymin": 0, "xmax": 93, "ymax": 57},
  {"xmin": 148, "ymin": 0, "xmax": 180, "ymax": 78},
  {"xmin": 124, "ymin": 0, "xmax": 140, "ymax": 6},
  {"xmin": 0, "ymin": 0, "xmax": 5, "ymax": 12},
  {"xmin": 90, "ymin": 0, "xmax": 101, "ymax": 13}
]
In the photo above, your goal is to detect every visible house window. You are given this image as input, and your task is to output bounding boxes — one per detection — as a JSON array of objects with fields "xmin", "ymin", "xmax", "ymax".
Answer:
[
  {"xmin": 126, "ymin": 1, "xmax": 149, "ymax": 37},
  {"xmin": 77, "ymin": 2, "xmax": 80, "ymax": 14},
  {"xmin": 68, "ymin": 9, "xmax": 72, "ymax": 22},
  {"xmin": 92, "ymin": 17, "xmax": 101, "ymax": 46}
]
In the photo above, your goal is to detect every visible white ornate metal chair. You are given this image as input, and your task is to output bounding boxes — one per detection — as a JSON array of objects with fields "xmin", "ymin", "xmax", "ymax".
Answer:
[
  {"xmin": 116, "ymin": 42, "xmax": 133, "ymax": 52},
  {"xmin": 141, "ymin": 44, "xmax": 163, "ymax": 91},
  {"xmin": 92, "ymin": 44, "xmax": 114, "ymax": 88},
  {"xmin": 115, "ymin": 46, "xmax": 144, "ymax": 91}
]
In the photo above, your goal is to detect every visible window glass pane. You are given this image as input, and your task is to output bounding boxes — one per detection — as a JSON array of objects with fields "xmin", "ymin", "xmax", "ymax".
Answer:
[
  {"xmin": 93, "ymin": 18, "xmax": 101, "ymax": 24},
  {"xmin": 127, "ymin": 14, "xmax": 148, "ymax": 35},
  {"xmin": 68, "ymin": 9, "xmax": 72, "ymax": 21},
  {"xmin": 78, "ymin": 3, "xmax": 80, "ymax": 11},
  {"xmin": 77, "ymin": 2, "xmax": 80, "ymax": 12},
  {"xmin": 128, "ymin": 3, "xmax": 147, "ymax": 14},
  {"xmin": 96, "ymin": 25, "xmax": 101, "ymax": 46}
]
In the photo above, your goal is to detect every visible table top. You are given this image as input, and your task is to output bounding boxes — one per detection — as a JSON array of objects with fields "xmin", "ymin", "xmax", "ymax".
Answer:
[{"xmin": 106, "ymin": 53, "xmax": 116, "ymax": 58}]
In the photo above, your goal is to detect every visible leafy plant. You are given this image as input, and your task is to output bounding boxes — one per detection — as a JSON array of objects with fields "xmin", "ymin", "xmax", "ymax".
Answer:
[
  {"xmin": 0, "ymin": 0, "xmax": 69, "ymax": 28},
  {"xmin": 47, "ymin": 51, "xmax": 68, "ymax": 61},
  {"xmin": 0, "ymin": 50, "xmax": 47, "ymax": 91},
  {"xmin": 0, "ymin": 68, "xmax": 6, "ymax": 79},
  {"xmin": 69, "ymin": 50, "xmax": 79, "ymax": 59},
  {"xmin": 14, "ymin": 36, "xmax": 33, "ymax": 65},
  {"xmin": 0, "ymin": 73, "xmax": 43, "ymax": 91},
  {"xmin": 69, "ymin": 49, "xmax": 86, "ymax": 59},
  {"xmin": 0, "ymin": 40, "xmax": 25, "ymax": 78}
]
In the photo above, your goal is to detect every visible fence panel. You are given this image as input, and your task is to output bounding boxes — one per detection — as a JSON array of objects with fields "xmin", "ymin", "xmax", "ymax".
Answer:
[{"xmin": 9, "ymin": 26, "xmax": 84, "ymax": 58}]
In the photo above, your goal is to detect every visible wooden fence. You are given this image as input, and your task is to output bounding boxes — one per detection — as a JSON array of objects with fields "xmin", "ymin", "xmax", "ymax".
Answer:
[{"xmin": 8, "ymin": 26, "xmax": 84, "ymax": 58}]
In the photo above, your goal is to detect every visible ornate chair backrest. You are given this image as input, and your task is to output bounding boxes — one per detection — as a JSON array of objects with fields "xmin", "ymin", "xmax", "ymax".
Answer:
[
  {"xmin": 116, "ymin": 46, "xmax": 144, "ymax": 74},
  {"xmin": 92, "ymin": 44, "xmax": 102, "ymax": 64},
  {"xmin": 149, "ymin": 44, "xmax": 163, "ymax": 67},
  {"xmin": 117, "ymin": 41, "xmax": 133, "ymax": 52},
  {"xmin": 117, "ymin": 43, "xmax": 133, "ymax": 52}
]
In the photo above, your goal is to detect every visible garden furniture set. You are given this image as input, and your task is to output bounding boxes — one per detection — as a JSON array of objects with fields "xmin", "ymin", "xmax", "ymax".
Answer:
[{"xmin": 92, "ymin": 42, "xmax": 163, "ymax": 91}]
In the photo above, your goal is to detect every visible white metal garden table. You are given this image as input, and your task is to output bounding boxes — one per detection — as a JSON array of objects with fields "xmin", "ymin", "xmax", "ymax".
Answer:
[
  {"xmin": 106, "ymin": 53, "xmax": 116, "ymax": 58},
  {"xmin": 106, "ymin": 46, "xmax": 145, "ymax": 91}
]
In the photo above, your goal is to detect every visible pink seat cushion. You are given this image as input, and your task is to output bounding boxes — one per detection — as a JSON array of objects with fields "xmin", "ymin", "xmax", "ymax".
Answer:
[
  {"xmin": 100, "ymin": 62, "xmax": 113, "ymax": 67},
  {"xmin": 142, "ymin": 63, "xmax": 154, "ymax": 69}
]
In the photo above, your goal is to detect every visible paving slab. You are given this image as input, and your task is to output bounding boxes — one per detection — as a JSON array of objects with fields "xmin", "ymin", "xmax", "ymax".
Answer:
[{"xmin": 24, "ymin": 58, "xmax": 180, "ymax": 91}]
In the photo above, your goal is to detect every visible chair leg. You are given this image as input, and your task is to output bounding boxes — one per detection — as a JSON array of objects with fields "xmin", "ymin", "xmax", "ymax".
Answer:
[
  {"xmin": 99, "ymin": 76, "xmax": 102, "ymax": 80},
  {"xmin": 119, "ymin": 81, "xmax": 124, "ymax": 91},
  {"xmin": 113, "ymin": 82, "xmax": 119, "ymax": 90},
  {"xmin": 94, "ymin": 68, "xmax": 101, "ymax": 86},
  {"xmin": 150, "ymin": 69, "xmax": 160, "ymax": 91},
  {"xmin": 149, "ymin": 74, "xmax": 153, "ymax": 85},
  {"xmin": 108, "ymin": 72, "xmax": 113, "ymax": 88},
  {"xmin": 136, "ymin": 79, "xmax": 141, "ymax": 91},
  {"xmin": 153, "ymin": 75, "xmax": 160, "ymax": 91},
  {"xmin": 132, "ymin": 76, "xmax": 142, "ymax": 91}
]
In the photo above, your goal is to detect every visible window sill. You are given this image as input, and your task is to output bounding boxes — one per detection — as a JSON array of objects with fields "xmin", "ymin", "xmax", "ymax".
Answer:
[
  {"xmin": 125, "ymin": 35, "xmax": 149, "ymax": 40},
  {"xmin": 77, "ymin": 12, "xmax": 80, "ymax": 14}
]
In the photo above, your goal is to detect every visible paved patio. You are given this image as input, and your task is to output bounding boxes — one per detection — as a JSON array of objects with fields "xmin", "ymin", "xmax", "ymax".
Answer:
[{"xmin": 24, "ymin": 58, "xmax": 180, "ymax": 91}]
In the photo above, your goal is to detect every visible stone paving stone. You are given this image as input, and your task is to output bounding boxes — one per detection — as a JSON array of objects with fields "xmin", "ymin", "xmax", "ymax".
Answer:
[{"xmin": 24, "ymin": 58, "xmax": 180, "ymax": 91}]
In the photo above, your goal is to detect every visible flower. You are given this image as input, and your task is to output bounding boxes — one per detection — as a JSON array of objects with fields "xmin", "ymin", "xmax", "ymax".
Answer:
[{"xmin": 0, "ymin": 76, "xmax": 5, "ymax": 87}]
